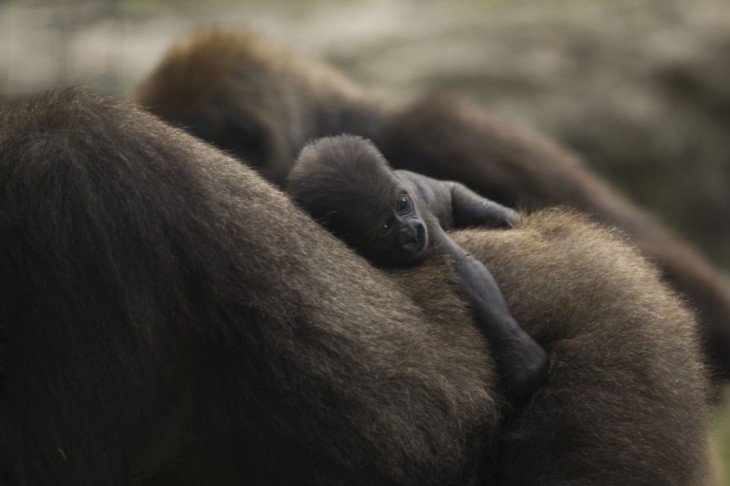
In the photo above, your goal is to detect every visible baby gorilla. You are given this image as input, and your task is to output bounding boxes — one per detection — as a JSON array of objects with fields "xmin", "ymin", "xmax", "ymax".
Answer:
[{"xmin": 287, "ymin": 135, "xmax": 550, "ymax": 400}]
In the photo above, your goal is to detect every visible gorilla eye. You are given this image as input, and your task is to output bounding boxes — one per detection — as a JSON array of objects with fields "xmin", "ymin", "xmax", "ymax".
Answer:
[
  {"xmin": 379, "ymin": 222, "xmax": 391, "ymax": 235},
  {"xmin": 396, "ymin": 194, "xmax": 412, "ymax": 213}
]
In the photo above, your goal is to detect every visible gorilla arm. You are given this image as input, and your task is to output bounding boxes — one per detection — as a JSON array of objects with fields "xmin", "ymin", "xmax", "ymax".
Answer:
[{"xmin": 422, "ymin": 215, "xmax": 549, "ymax": 400}]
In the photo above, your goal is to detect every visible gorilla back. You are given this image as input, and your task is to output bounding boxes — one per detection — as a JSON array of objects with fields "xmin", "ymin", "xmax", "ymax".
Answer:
[{"xmin": 0, "ymin": 89, "xmax": 711, "ymax": 485}]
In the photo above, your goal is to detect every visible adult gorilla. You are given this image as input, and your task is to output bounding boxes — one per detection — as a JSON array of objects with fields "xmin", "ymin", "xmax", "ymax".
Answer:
[
  {"xmin": 0, "ymin": 89, "xmax": 710, "ymax": 485},
  {"xmin": 134, "ymin": 29, "xmax": 730, "ymax": 382}
]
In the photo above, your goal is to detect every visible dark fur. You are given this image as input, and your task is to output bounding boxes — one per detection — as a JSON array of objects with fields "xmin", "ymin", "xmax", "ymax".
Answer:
[
  {"xmin": 134, "ymin": 29, "xmax": 730, "ymax": 382},
  {"xmin": 0, "ymin": 89, "xmax": 710, "ymax": 485},
  {"xmin": 287, "ymin": 136, "xmax": 407, "ymax": 256},
  {"xmin": 288, "ymin": 135, "xmax": 518, "ymax": 251},
  {"xmin": 287, "ymin": 135, "xmax": 548, "ymax": 399}
]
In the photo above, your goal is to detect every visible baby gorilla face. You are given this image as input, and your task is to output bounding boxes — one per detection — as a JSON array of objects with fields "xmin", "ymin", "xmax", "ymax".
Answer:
[
  {"xmin": 286, "ymin": 135, "xmax": 431, "ymax": 267},
  {"xmin": 363, "ymin": 192, "xmax": 429, "ymax": 267}
]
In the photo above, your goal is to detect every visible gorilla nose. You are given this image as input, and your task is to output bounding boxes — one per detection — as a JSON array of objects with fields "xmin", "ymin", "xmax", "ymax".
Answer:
[{"xmin": 397, "ymin": 220, "xmax": 426, "ymax": 256}]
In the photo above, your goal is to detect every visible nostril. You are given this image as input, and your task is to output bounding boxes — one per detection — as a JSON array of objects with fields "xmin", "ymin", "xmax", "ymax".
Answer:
[
  {"xmin": 397, "ymin": 227, "xmax": 417, "ymax": 246},
  {"xmin": 413, "ymin": 220, "xmax": 424, "ymax": 235}
]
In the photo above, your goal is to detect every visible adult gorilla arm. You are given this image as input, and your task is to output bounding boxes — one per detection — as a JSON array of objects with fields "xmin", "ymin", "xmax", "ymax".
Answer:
[{"xmin": 0, "ymin": 89, "xmax": 710, "ymax": 485}]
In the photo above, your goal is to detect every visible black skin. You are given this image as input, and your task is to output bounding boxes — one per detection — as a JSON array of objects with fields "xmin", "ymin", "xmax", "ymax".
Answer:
[{"xmin": 287, "ymin": 135, "xmax": 550, "ymax": 400}]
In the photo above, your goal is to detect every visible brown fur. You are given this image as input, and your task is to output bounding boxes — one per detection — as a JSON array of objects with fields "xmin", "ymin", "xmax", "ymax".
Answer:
[
  {"xmin": 134, "ymin": 29, "xmax": 730, "ymax": 383},
  {"xmin": 0, "ymin": 89, "xmax": 712, "ymax": 485},
  {"xmin": 403, "ymin": 210, "xmax": 712, "ymax": 484},
  {"xmin": 133, "ymin": 30, "xmax": 390, "ymax": 184}
]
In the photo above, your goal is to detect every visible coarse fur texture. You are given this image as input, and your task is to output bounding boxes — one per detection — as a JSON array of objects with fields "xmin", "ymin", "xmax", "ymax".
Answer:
[
  {"xmin": 0, "ymin": 89, "xmax": 495, "ymax": 486},
  {"xmin": 0, "ymin": 89, "xmax": 711, "ymax": 485},
  {"xmin": 134, "ymin": 28, "xmax": 730, "ymax": 383}
]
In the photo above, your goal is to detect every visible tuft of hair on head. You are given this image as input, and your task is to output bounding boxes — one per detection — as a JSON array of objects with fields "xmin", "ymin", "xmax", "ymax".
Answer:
[{"xmin": 287, "ymin": 135, "xmax": 397, "ymax": 228}]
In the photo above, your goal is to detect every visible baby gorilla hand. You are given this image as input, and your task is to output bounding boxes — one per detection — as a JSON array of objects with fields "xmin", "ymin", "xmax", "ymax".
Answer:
[
  {"xmin": 450, "ymin": 182, "xmax": 519, "ymax": 229},
  {"xmin": 491, "ymin": 326, "xmax": 550, "ymax": 402},
  {"xmin": 445, "ymin": 241, "xmax": 550, "ymax": 401}
]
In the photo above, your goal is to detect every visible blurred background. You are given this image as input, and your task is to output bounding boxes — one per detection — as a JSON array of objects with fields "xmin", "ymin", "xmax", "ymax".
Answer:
[{"xmin": 2, "ymin": 0, "xmax": 730, "ymax": 478}]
